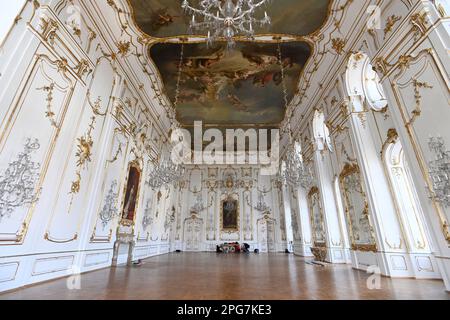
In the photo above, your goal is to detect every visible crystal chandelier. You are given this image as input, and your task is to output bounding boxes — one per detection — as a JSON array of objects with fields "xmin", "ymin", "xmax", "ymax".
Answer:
[
  {"xmin": 147, "ymin": 42, "xmax": 187, "ymax": 190},
  {"xmin": 283, "ymin": 144, "xmax": 313, "ymax": 190},
  {"xmin": 190, "ymin": 194, "xmax": 213, "ymax": 213},
  {"xmin": 181, "ymin": 0, "xmax": 272, "ymax": 48},
  {"xmin": 428, "ymin": 136, "xmax": 450, "ymax": 207},
  {"xmin": 146, "ymin": 158, "xmax": 185, "ymax": 190},
  {"xmin": 245, "ymin": 191, "xmax": 270, "ymax": 213},
  {"xmin": 281, "ymin": 120, "xmax": 314, "ymax": 189},
  {"xmin": 253, "ymin": 192, "xmax": 271, "ymax": 213}
]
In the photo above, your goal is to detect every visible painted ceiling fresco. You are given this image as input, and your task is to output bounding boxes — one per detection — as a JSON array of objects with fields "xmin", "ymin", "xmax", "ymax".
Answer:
[
  {"xmin": 150, "ymin": 42, "xmax": 310, "ymax": 126},
  {"xmin": 129, "ymin": 0, "xmax": 330, "ymax": 38},
  {"xmin": 128, "ymin": 0, "xmax": 331, "ymax": 127}
]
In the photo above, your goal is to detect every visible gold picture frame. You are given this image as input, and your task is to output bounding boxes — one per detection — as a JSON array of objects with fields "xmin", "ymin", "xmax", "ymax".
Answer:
[
  {"xmin": 119, "ymin": 160, "xmax": 143, "ymax": 227},
  {"xmin": 220, "ymin": 194, "xmax": 240, "ymax": 233}
]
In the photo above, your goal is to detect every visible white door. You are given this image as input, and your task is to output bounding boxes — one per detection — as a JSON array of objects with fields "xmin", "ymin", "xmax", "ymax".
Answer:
[
  {"xmin": 184, "ymin": 217, "xmax": 203, "ymax": 251},
  {"xmin": 257, "ymin": 218, "xmax": 277, "ymax": 253}
]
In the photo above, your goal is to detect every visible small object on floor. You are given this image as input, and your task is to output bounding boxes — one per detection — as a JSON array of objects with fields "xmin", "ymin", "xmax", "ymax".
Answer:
[
  {"xmin": 310, "ymin": 260, "xmax": 327, "ymax": 267},
  {"xmin": 285, "ymin": 249, "xmax": 290, "ymax": 254},
  {"xmin": 254, "ymin": 249, "xmax": 259, "ymax": 254},
  {"xmin": 176, "ymin": 250, "xmax": 182, "ymax": 253},
  {"xmin": 133, "ymin": 259, "xmax": 143, "ymax": 266}
]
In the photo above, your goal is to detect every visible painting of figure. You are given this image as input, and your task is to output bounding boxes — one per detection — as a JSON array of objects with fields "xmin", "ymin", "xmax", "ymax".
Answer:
[
  {"xmin": 222, "ymin": 198, "xmax": 239, "ymax": 231},
  {"xmin": 151, "ymin": 41, "xmax": 310, "ymax": 126},
  {"xmin": 121, "ymin": 163, "xmax": 141, "ymax": 223}
]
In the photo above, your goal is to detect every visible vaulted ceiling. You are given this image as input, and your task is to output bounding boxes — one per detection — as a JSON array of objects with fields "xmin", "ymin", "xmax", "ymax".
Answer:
[{"xmin": 128, "ymin": 0, "xmax": 331, "ymax": 129}]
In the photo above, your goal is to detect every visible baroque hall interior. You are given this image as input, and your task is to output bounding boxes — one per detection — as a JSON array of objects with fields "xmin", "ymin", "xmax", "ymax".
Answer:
[{"xmin": 0, "ymin": 0, "xmax": 449, "ymax": 301}]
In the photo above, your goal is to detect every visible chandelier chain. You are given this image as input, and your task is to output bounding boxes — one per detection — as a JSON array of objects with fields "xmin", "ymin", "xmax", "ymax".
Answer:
[{"xmin": 174, "ymin": 44, "xmax": 185, "ymax": 108}]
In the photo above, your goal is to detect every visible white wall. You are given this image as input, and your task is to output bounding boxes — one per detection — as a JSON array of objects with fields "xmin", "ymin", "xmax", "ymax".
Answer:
[
  {"xmin": 174, "ymin": 166, "xmax": 288, "ymax": 253},
  {"xmin": 0, "ymin": 0, "xmax": 26, "ymax": 47},
  {"xmin": 0, "ymin": 0, "xmax": 176, "ymax": 292},
  {"xmin": 283, "ymin": 0, "xmax": 449, "ymax": 288}
]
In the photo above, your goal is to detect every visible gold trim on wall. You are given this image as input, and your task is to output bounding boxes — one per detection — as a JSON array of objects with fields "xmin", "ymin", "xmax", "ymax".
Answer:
[{"xmin": 339, "ymin": 163, "xmax": 378, "ymax": 252}]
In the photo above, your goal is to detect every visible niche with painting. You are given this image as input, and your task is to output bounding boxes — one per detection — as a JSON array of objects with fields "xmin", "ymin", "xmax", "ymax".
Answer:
[
  {"xmin": 339, "ymin": 163, "xmax": 377, "ymax": 251},
  {"xmin": 308, "ymin": 187, "xmax": 326, "ymax": 246}
]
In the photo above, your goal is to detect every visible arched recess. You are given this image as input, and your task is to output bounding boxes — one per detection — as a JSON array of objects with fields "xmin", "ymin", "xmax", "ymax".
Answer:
[
  {"xmin": 382, "ymin": 129, "xmax": 441, "ymax": 278},
  {"xmin": 346, "ymin": 52, "xmax": 387, "ymax": 111},
  {"xmin": 333, "ymin": 176, "xmax": 351, "ymax": 252},
  {"xmin": 313, "ymin": 109, "xmax": 333, "ymax": 152}
]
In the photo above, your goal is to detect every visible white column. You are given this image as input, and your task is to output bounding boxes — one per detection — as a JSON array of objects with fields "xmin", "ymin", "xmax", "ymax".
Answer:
[
  {"xmin": 294, "ymin": 186, "xmax": 314, "ymax": 257},
  {"xmin": 347, "ymin": 96, "xmax": 412, "ymax": 277}
]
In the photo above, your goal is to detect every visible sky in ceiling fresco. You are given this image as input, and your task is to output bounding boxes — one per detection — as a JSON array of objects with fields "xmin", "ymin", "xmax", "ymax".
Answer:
[
  {"xmin": 150, "ymin": 42, "xmax": 310, "ymax": 126},
  {"xmin": 129, "ymin": 0, "xmax": 330, "ymax": 38}
]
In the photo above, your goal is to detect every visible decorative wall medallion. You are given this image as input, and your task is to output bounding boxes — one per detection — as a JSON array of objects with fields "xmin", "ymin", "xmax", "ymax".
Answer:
[
  {"xmin": 99, "ymin": 180, "xmax": 119, "ymax": 229},
  {"xmin": 0, "ymin": 139, "xmax": 41, "ymax": 222}
]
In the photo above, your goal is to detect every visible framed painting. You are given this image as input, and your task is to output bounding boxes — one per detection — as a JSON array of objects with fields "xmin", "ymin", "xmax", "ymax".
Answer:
[
  {"xmin": 120, "ymin": 161, "xmax": 142, "ymax": 226},
  {"xmin": 221, "ymin": 196, "xmax": 239, "ymax": 232}
]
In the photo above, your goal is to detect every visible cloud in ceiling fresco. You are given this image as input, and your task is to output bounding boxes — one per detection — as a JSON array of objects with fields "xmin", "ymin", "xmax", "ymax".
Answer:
[
  {"xmin": 128, "ymin": 0, "xmax": 330, "ymax": 38},
  {"xmin": 150, "ymin": 41, "xmax": 310, "ymax": 126}
]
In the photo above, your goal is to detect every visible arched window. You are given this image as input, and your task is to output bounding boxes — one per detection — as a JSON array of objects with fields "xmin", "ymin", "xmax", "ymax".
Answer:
[
  {"xmin": 346, "ymin": 52, "xmax": 388, "ymax": 111},
  {"xmin": 313, "ymin": 110, "xmax": 333, "ymax": 152},
  {"xmin": 383, "ymin": 131, "xmax": 432, "ymax": 252}
]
